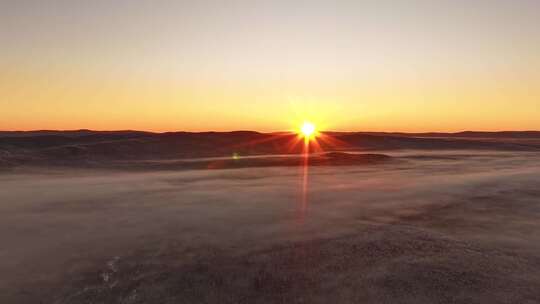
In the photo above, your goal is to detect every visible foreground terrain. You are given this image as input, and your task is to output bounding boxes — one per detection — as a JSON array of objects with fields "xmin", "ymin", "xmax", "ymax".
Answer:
[{"xmin": 1, "ymin": 144, "xmax": 540, "ymax": 303}]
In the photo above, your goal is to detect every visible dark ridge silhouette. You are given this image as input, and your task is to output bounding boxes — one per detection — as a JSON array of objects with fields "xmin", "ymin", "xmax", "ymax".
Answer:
[
  {"xmin": 350, "ymin": 131, "xmax": 540, "ymax": 139},
  {"xmin": 1, "ymin": 130, "xmax": 540, "ymax": 168},
  {"xmin": 2, "ymin": 130, "xmax": 540, "ymax": 138},
  {"xmin": 0, "ymin": 129, "xmax": 154, "ymax": 138},
  {"xmin": 305, "ymin": 131, "xmax": 540, "ymax": 138}
]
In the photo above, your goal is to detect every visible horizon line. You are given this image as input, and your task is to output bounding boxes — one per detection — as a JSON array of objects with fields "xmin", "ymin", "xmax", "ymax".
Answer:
[{"xmin": 1, "ymin": 129, "xmax": 540, "ymax": 134}]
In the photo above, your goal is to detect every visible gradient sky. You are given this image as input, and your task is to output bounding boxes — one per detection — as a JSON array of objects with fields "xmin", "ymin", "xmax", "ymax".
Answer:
[{"xmin": 1, "ymin": 0, "xmax": 539, "ymax": 132}]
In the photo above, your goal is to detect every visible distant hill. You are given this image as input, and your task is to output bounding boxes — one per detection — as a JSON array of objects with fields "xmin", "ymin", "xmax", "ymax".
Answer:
[
  {"xmin": 0, "ymin": 130, "xmax": 539, "ymax": 168},
  {"xmin": 353, "ymin": 131, "xmax": 540, "ymax": 139},
  {"xmin": 3, "ymin": 130, "xmax": 540, "ymax": 139}
]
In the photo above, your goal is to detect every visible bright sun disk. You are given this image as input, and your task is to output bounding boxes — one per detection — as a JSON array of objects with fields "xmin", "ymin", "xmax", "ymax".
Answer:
[{"xmin": 301, "ymin": 122, "xmax": 316, "ymax": 137}]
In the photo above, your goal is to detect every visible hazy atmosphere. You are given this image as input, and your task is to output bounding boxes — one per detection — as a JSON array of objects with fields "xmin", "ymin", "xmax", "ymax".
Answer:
[
  {"xmin": 3, "ymin": 149, "xmax": 540, "ymax": 303},
  {"xmin": 2, "ymin": 0, "xmax": 540, "ymax": 131},
  {"xmin": 2, "ymin": 1, "xmax": 540, "ymax": 303}
]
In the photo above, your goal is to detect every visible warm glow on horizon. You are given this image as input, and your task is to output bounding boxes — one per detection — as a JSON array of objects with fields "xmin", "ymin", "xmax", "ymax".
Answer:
[{"xmin": 1, "ymin": 1, "xmax": 539, "ymax": 132}]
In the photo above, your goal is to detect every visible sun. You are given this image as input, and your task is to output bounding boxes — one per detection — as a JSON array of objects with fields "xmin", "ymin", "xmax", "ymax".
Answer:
[{"xmin": 300, "ymin": 121, "xmax": 316, "ymax": 138}]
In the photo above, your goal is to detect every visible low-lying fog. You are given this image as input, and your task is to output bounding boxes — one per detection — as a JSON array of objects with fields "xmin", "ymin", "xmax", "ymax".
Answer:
[{"xmin": 1, "ymin": 150, "xmax": 540, "ymax": 303}]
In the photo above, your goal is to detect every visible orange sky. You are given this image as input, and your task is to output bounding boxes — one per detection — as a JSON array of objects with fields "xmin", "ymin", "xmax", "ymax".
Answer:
[{"xmin": 1, "ymin": 0, "xmax": 539, "ymax": 132}]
